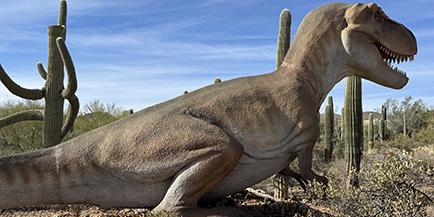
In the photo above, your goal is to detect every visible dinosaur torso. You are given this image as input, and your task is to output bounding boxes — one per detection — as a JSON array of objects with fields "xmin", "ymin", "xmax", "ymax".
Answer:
[{"xmin": 48, "ymin": 69, "xmax": 320, "ymax": 203}]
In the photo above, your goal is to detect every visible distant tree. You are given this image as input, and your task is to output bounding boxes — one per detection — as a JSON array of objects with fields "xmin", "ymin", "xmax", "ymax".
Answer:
[
  {"xmin": 381, "ymin": 97, "xmax": 429, "ymax": 138},
  {"xmin": 84, "ymin": 99, "xmax": 123, "ymax": 117}
]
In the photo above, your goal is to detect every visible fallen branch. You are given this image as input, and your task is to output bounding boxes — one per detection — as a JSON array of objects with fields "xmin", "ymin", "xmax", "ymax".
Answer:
[{"xmin": 245, "ymin": 188, "xmax": 279, "ymax": 202}]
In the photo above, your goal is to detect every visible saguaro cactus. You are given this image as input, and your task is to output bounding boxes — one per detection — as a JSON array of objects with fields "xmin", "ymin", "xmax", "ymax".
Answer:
[
  {"xmin": 274, "ymin": 8, "xmax": 291, "ymax": 200},
  {"xmin": 0, "ymin": 0, "xmax": 78, "ymax": 148},
  {"xmin": 379, "ymin": 105, "xmax": 387, "ymax": 141},
  {"xmin": 344, "ymin": 76, "xmax": 363, "ymax": 187},
  {"xmin": 403, "ymin": 113, "xmax": 407, "ymax": 137},
  {"xmin": 324, "ymin": 96, "xmax": 334, "ymax": 162},
  {"xmin": 275, "ymin": 9, "xmax": 291, "ymax": 68},
  {"xmin": 341, "ymin": 107, "xmax": 345, "ymax": 140},
  {"xmin": 368, "ymin": 113, "xmax": 374, "ymax": 151}
]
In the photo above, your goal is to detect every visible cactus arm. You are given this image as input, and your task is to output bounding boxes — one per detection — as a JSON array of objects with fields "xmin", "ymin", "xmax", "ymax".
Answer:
[
  {"xmin": 58, "ymin": 0, "xmax": 67, "ymax": 27},
  {"xmin": 37, "ymin": 63, "xmax": 47, "ymax": 80},
  {"xmin": 61, "ymin": 94, "xmax": 79, "ymax": 138},
  {"xmin": 0, "ymin": 110, "xmax": 44, "ymax": 128},
  {"xmin": 56, "ymin": 38, "xmax": 77, "ymax": 99},
  {"xmin": 0, "ymin": 65, "xmax": 44, "ymax": 100}
]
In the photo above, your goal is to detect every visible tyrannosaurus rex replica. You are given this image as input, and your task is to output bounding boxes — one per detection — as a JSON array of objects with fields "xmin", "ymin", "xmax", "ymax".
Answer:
[{"xmin": 0, "ymin": 2, "xmax": 417, "ymax": 216}]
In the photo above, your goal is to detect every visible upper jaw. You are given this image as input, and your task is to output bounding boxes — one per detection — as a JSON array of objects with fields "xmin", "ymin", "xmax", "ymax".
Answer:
[
  {"xmin": 353, "ymin": 40, "xmax": 411, "ymax": 90},
  {"xmin": 374, "ymin": 41, "xmax": 412, "ymax": 80}
]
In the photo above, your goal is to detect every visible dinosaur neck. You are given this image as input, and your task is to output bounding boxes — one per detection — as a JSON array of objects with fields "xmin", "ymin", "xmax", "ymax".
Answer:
[{"xmin": 279, "ymin": 7, "xmax": 351, "ymax": 110}]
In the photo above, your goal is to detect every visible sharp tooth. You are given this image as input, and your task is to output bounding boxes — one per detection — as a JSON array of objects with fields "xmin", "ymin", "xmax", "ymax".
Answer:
[
  {"xmin": 410, "ymin": 56, "xmax": 414, "ymax": 61},
  {"xmin": 397, "ymin": 58, "xmax": 401, "ymax": 64}
]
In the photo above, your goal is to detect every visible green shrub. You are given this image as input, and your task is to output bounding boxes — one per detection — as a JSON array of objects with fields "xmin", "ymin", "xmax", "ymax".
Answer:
[
  {"xmin": 413, "ymin": 127, "xmax": 434, "ymax": 145},
  {"xmin": 309, "ymin": 150, "xmax": 432, "ymax": 217}
]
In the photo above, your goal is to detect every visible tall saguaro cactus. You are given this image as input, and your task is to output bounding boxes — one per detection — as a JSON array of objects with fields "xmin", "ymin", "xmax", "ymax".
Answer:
[
  {"xmin": 379, "ymin": 105, "xmax": 387, "ymax": 141},
  {"xmin": 275, "ymin": 9, "xmax": 291, "ymax": 69},
  {"xmin": 344, "ymin": 76, "xmax": 363, "ymax": 187},
  {"xmin": 274, "ymin": 8, "xmax": 291, "ymax": 200},
  {"xmin": 324, "ymin": 96, "xmax": 334, "ymax": 162},
  {"xmin": 368, "ymin": 113, "xmax": 374, "ymax": 151},
  {"xmin": 0, "ymin": 0, "xmax": 78, "ymax": 148},
  {"xmin": 341, "ymin": 107, "xmax": 345, "ymax": 140}
]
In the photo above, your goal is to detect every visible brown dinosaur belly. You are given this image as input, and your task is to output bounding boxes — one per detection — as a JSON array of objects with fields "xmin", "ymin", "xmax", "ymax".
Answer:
[{"xmin": 203, "ymin": 153, "xmax": 292, "ymax": 200}]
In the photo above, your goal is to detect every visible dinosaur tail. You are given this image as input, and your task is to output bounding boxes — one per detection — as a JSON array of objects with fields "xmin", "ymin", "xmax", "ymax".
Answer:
[{"xmin": 0, "ymin": 145, "xmax": 94, "ymax": 209}]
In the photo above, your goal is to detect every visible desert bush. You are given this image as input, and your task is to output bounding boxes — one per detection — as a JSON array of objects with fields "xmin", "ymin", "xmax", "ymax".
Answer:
[
  {"xmin": 413, "ymin": 144, "xmax": 434, "ymax": 167},
  {"xmin": 377, "ymin": 134, "xmax": 416, "ymax": 152},
  {"xmin": 413, "ymin": 127, "xmax": 434, "ymax": 145},
  {"xmin": 308, "ymin": 150, "xmax": 432, "ymax": 217},
  {"xmin": 83, "ymin": 99, "xmax": 124, "ymax": 116}
]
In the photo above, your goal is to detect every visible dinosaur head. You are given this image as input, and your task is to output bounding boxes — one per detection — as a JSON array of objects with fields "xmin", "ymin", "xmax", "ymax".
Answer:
[{"xmin": 341, "ymin": 3, "xmax": 417, "ymax": 89}]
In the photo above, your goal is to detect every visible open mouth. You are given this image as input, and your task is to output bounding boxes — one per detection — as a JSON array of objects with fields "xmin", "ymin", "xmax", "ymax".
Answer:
[{"xmin": 374, "ymin": 42, "xmax": 414, "ymax": 78}]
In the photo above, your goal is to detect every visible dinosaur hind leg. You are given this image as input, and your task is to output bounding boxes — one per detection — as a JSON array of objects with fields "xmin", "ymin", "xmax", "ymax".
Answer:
[{"xmin": 152, "ymin": 129, "xmax": 244, "ymax": 216}]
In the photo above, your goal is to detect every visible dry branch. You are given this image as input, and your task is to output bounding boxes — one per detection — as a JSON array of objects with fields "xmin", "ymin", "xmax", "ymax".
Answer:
[{"xmin": 245, "ymin": 188, "xmax": 279, "ymax": 202}]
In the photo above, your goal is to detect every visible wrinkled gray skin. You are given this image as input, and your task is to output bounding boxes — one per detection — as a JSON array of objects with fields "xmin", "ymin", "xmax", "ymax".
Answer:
[{"xmin": 0, "ymin": 2, "xmax": 417, "ymax": 217}]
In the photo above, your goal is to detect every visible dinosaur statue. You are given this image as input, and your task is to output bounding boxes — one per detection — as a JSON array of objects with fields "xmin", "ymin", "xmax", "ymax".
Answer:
[{"xmin": 0, "ymin": 2, "xmax": 417, "ymax": 216}]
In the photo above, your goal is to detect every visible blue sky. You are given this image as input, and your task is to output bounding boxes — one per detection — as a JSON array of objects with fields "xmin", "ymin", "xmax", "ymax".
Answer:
[{"xmin": 0, "ymin": 0, "xmax": 433, "ymax": 114}]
